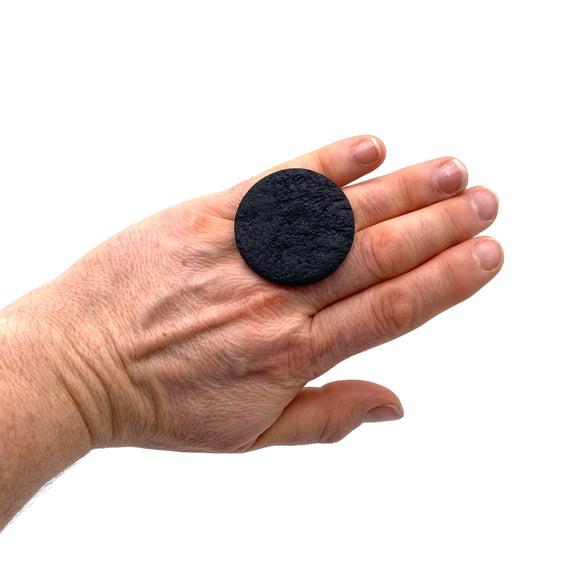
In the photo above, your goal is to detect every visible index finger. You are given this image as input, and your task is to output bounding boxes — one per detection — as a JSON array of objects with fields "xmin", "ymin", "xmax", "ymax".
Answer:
[{"xmin": 214, "ymin": 135, "xmax": 386, "ymax": 217}]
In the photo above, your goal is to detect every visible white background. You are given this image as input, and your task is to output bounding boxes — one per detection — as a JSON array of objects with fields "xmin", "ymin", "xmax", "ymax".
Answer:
[{"xmin": 1, "ymin": 1, "xmax": 578, "ymax": 578}]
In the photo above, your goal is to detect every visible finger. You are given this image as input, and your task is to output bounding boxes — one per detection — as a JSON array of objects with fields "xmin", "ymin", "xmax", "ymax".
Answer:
[
  {"xmin": 346, "ymin": 157, "xmax": 469, "ymax": 232},
  {"xmin": 216, "ymin": 135, "xmax": 386, "ymax": 216},
  {"xmin": 248, "ymin": 380, "xmax": 403, "ymax": 450},
  {"xmin": 310, "ymin": 237, "xmax": 504, "ymax": 371},
  {"xmin": 302, "ymin": 187, "xmax": 499, "ymax": 311},
  {"xmin": 262, "ymin": 134, "xmax": 386, "ymax": 186}
]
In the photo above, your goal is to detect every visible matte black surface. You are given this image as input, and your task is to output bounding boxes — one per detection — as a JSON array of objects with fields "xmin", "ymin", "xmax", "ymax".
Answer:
[{"xmin": 235, "ymin": 168, "xmax": 355, "ymax": 286}]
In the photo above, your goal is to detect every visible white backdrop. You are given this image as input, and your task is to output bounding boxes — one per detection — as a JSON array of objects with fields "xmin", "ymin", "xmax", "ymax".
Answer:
[{"xmin": 1, "ymin": 1, "xmax": 578, "ymax": 578}]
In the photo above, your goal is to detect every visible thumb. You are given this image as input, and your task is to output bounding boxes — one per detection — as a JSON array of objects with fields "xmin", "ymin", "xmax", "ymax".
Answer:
[{"xmin": 249, "ymin": 380, "xmax": 403, "ymax": 451}]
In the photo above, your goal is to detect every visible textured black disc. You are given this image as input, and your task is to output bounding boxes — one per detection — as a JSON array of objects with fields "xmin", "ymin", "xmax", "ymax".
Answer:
[{"xmin": 234, "ymin": 168, "xmax": 355, "ymax": 286}]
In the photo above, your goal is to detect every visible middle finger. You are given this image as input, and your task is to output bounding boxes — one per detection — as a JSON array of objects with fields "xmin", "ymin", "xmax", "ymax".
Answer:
[
  {"xmin": 346, "ymin": 156, "xmax": 468, "ymax": 232},
  {"xmin": 299, "ymin": 186, "xmax": 499, "ymax": 312}
]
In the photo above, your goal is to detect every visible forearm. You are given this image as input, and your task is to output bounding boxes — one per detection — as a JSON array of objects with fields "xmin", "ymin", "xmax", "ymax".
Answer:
[{"xmin": 0, "ymin": 317, "xmax": 91, "ymax": 530}]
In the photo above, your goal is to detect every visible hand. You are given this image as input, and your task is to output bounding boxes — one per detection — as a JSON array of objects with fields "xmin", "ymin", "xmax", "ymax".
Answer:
[{"xmin": 3, "ymin": 135, "xmax": 502, "ymax": 455}]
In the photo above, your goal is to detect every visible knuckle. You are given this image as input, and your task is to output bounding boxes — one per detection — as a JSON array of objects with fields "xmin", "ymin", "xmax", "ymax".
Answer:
[
  {"xmin": 240, "ymin": 312, "xmax": 313, "ymax": 381},
  {"xmin": 315, "ymin": 150, "xmax": 339, "ymax": 178},
  {"xmin": 394, "ymin": 170, "xmax": 419, "ymax": 207},
  {"xmin": 374, "ymin": 289, "xmax": 415, "ymax": 339},
  {"xmin": 304, "ymin": 319, "xmax": 336, "ymax": 379},
  {"xmin": 283, "ymin": 324, "xmax": 316, "ymax": 379},
  {"xmin": 440, "ymin": 203, "xmax": 466, "ymax": 240},
  {"xmin": 319, "ymin": 412, "xmax": 350, "ymax": 444},
  {"xmin": 244, "ymin": 289, "xmax": 290, "ymax": 319},
  {"xmin": 359, "ymin": 227, "xmax": 403, "ymax": 280},
  {"xmin": 439, "ymin": 252, "xmax": 464, "ymax": 291},
  {"xmin": 321, "ymin": 428, "xmax": 349, "ymax": 444}
]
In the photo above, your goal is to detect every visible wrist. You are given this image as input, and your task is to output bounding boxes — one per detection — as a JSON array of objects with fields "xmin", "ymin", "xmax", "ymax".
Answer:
[
  {"xmin": 1, "ymin": 280, "xmax": 132, "ymax": 450},
  {"xmin": 0, "ymin": 311, "xmax": 92, "ymax": 528}
]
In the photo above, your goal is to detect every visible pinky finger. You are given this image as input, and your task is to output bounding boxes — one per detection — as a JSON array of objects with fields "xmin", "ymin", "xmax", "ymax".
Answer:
[{"xmin": 311, "ymin": 237, "xmax": 504, "ymax": 369}]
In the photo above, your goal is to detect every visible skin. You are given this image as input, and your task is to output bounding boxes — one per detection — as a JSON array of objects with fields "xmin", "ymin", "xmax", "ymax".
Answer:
[{"xmin": 0, "ymin": 135, "xmax": 502, "ymax": 530}]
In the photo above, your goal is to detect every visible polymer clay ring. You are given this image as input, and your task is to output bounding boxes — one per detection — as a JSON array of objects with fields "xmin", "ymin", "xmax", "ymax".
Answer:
[{"xmin": 234, "ymin": 168, "xmax": 355, "ymax": 286}]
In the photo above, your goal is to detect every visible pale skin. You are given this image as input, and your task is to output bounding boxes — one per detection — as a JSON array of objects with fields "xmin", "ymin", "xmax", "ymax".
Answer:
[{"xmin": 0, "ymin": 135, "xmax": 502, "ymax": 530}]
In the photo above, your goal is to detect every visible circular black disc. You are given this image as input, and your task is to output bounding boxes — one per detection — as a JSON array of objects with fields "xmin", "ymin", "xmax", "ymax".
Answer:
[{"xmin": 234, "ymin": 168, "xmax": 355, "ymax": 286}]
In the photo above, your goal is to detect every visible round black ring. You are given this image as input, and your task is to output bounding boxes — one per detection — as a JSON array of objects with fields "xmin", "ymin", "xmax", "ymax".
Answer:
[{"xmin": 234, "ymin": 168, "xmax": 355, "ymax": 286}]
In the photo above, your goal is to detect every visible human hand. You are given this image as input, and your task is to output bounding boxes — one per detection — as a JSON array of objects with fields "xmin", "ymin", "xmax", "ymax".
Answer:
[{"xmin": 5, "ymin": 135, "xmax": 501, "ymax": 454}]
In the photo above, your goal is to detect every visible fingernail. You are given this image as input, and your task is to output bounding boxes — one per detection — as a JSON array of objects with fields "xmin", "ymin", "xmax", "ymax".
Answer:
[
  {"xmin": 353, "ymin": 138, "xmax": 382, "ymax": 166},
  {"xmin": 434, "ymin": 159, "xmax": 468, "ymax": 194},
  {"xmin": 364, "ymin": 404, "xmax": 404, "ymax": 423},
  {"xmin": 471, "ymin": 188, "xmax": 499, "ymax": 221},
  {"xmin": 473, "ymin": 239, "xmax": 503, "ymax": 272}
]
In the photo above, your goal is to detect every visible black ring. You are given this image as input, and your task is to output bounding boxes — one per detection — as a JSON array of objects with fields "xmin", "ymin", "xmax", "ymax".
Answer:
[{"xmin": 234, "ymin": 168, "xmax": 355, "ymax": 286}]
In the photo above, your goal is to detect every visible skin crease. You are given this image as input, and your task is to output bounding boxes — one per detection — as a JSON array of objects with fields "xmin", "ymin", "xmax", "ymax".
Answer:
[{"xmin": 0, "ymin": 135, "xmax": 502, "ymax": 528}]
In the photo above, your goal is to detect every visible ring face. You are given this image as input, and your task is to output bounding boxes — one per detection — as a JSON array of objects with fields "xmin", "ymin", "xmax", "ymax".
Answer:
[{"xmin": 234, "ymin": 168, "xmax": 355, "ymax": 286}]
